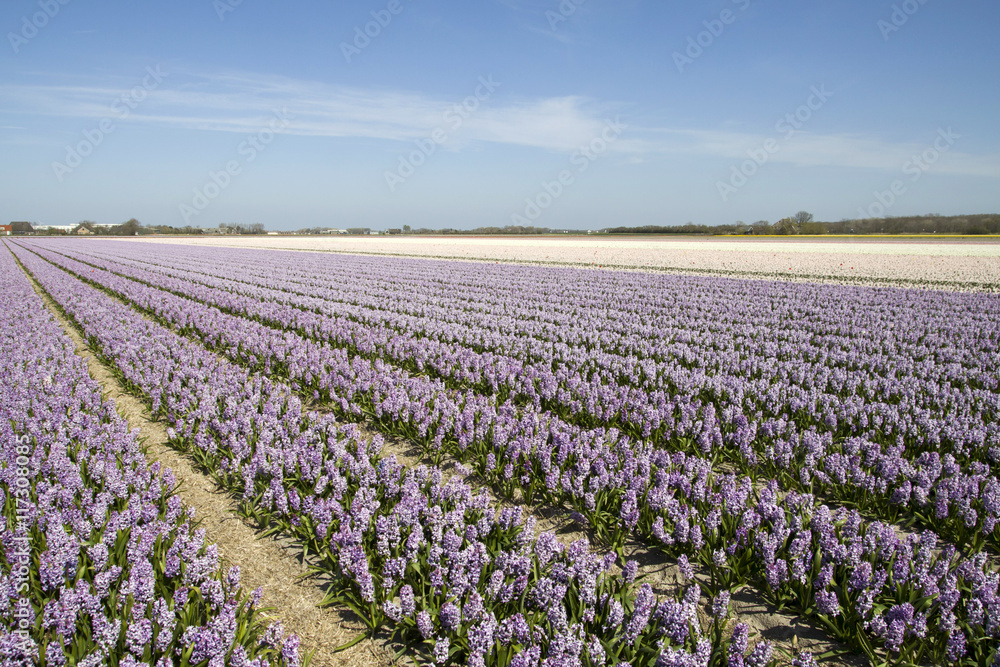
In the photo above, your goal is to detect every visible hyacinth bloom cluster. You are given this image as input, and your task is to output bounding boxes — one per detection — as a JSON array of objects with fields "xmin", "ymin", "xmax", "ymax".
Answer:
[
  {"xmin": 5, "ymin": 242, "xmax": 771, "ymax": 667},
  {"xmin": 0, "ymin": 246, "xmax": 299, "ymax": 667},
  {"xmin": 9, "ymin": 238, "xmax": 1000, "ymax": 665}
]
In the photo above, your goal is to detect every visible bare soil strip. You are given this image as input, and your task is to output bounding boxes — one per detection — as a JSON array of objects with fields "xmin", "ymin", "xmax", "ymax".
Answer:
[{"xmin": 16, "ymin": 260, "xmax": 395, "ymax": 667}]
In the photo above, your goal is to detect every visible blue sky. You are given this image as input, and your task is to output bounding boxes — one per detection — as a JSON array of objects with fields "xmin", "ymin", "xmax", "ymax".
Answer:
[{"xmin": 1, "ymin": 0, "xmax": 998, "ymax": 231}]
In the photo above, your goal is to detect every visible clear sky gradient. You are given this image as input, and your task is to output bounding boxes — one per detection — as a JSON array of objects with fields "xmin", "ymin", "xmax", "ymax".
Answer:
[{"xmin": 2, "ymin": 0, "xmax": 998, "ymax": 230}]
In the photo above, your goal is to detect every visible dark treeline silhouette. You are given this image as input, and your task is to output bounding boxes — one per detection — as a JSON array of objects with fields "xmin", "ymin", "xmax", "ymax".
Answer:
[
  {"xmin": 388, "ymin": 225, "xmax": 557, "ymax": 235},
  {"xmin": 459, "ymin": 225, "xmax": 554, "ymax": 235},
  {"xmin": 14, "ymin": 213, "xmax": 998, "ymax": 237},
  {"xmin": 21, "ymin": 220, "xmax": 268, "ymax": 236},
  {"xmin": 218, "ymin": 222, "xmax": 266, "ymax": 235},
  {"xmin": 604, "ymin": 223, "xmax": 737, "ymax": 235},
  {"xmin": 824, "ymin": 214, "xmax": 999, "ymax": 235},
  {"xmin": 605, "ymin": 214, "xmax": 999, "ymax": 236}
]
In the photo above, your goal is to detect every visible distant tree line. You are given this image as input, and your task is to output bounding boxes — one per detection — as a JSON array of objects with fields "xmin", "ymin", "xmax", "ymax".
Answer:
[
  {"xmin": 107, "ymin": 219, "xmax": 143, "ymax": 235},
  {"xmin": 218, "ymin": 222, "xmax": 266, "ymax": 235},
  {"xmin": 604, "ymin": 223, "xmax": 737, "ymax": 235},
  {"xmin": 459, "ymin": 225, "xmax": 555, "ymax": 235},
  {"xmin": 824, "ymin": 214, "xmax": 999, "ymax": 235},
  {"xmin": 13, "ymin": 213, "xmax": 999, "ymax": 237},
  {"xmin": 604, "ymin": 213, "xmax": 999, "ymax": 236},
  {"xmin": 383, "ymin": 225, "xmax": 559, "ymax": 235},
  {"xmin": 13, "ymin": 220, "xmax": 271, "ymax": 236}
]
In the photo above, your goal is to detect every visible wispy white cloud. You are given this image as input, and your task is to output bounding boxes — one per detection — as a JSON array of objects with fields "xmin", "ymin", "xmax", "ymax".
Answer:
[
  {"xmin": 0, "ymin": 69, "xmax": 617, "ymax": 152},
  {"xmin": 492, "ymin": 0, "xmax": 555, "ymax": 14},
  {"xmin": 2, "ymin": 68, "xmax": 998, "ymax": 178},
  {"xmin": 524, "ymin": 24, "xmax": 578, "ymax": 44},
  {"xmin": 504, "ymin": 0, "xmax": 592, "ymax": 45},
  {"xmin": 647, "ymin": 127, "xmax": 1000, "ymax": 179}
]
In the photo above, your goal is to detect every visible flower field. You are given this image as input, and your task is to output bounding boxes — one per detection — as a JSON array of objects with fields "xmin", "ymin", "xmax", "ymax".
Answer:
[
  {"xmin": 3, "ymin": 237, "xmax": 999, "ymax": 666},
  {"xmin": 122, "ymin": 236, "xmax": 1000, "ymax": 290}
]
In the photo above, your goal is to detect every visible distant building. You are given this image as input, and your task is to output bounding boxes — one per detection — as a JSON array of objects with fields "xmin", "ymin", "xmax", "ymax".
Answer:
[
  {"xmin": 73, "ymin": 223, "xmax": 96, "ymax": 235},
  {"xmin": 33, "ymin": 225, "xmax": 77, "ymax": 233},
  {"xmin": 387, "ymin": 228, "xmax": 402, "ymax": 235},
  {"xmin": 0, "ymin": 224, "xmax": 11, "ymax": 236}
]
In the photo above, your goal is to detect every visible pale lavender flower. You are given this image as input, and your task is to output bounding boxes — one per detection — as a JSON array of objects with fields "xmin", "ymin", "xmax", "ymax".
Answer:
[
  {"xmin": 676, "ymin": 554, "xmax": 694, "ymax": 582},
  {"xmin": 440, "ymin": 602, "xmax": 462, "ymax": 632},
  {"xmin": 745, "ymin": 641, "xmax": 773, "ymax": 667},
  {"xmin": 623, "ymin": 560, "xmax": 638, "ymax": 583},
  {"xmin": 417, "ymin": 610, "xmax": 434, "ymax": 639},
  {"xmin": 792, "ymin": 652, "xmax": 818, "ymax": 667},
  {"xmin": 816, "ymin": 590, "xmax": 841, "ymax": 617},
  {"xmin": 400, "ymin": 584, "xmax": 415, "ymax": 617},
  {"xmin": 712, "ymin": 591, "xmax": 731, "ymax": 620},
  {"xmin": 434, "ymin": 636, "xmax": 450, "ymax": 664}
]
